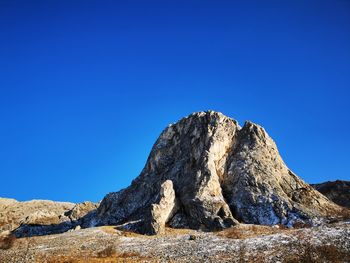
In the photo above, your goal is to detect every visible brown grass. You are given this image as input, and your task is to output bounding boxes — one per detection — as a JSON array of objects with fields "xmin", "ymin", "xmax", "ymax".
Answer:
[
  {"xmin": 292, "ymin": 221, "xmax": 312, "ymax": 229},
  {"xmin": 41, "ymin": 243, "xmax": 153, "ymax": 263},
  {"xmin": 44, "ymin": 251, "xmax": 154, "ymax": 263},
  {"xmin": 97, "ymin": 245, "xmax": 117, "ymax": 258},
  {"xmin": 0, "ymin": 234, "xmax": 16, "ymax": 250},
  {"xmin": 337, "ymin": 208, "xmax": 350, "ymax": 221},
  {"xmin": 100, "ymin": 225, "xmax": 194, "ymax": 238},
  {"xmin": 324, "ymin": 207, "xmax": 350, "ymax": 224},
  {"xmin": 163, "ymin": 227, "xmax": 194, "ymax": 236},
  {"xmin": 99, "ymin": 226, "xmax": 119, "ymax": 235},
  {"xmin": 284, "ymin": 243, "xmax": 350, "ymax": 263},
  {"xmin": 217, "ymin": 224, "xmax": 287, "ymax": 239}
]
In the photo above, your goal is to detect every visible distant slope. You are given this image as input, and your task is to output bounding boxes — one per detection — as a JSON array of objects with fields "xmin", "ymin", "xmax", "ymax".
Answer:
[
  {"xmin": 0, "ymin": 198, "xmax": 97, "ymax": 235},
  {"xmin": 312, "ymin": 180, "xmax": 350, "ymax": 208},
  {"xmin": 0, "ymin": 198, "xmax": 74, "ymax": 232}
]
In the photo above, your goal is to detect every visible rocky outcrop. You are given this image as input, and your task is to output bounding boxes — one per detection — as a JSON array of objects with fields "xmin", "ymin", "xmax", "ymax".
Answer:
[
  {"xmin": 312, "ymin": 180, "xmax": 350, "ymax": 208},
  {"xmin": 96, "ymin": 111, "xmax": 341, "ymax": 234},
  {"xmin": 145, "ymin": 180, "xmax": 178, "ymax": 234},
  {"xmin": 65, "ymin": 201, "xmax": 96, "ymax": 221},
  {"xmin": 0, "ymin": 198, "xmax": 74, "ymax": 233},
  {"xmin": 0, "ymin": 198, "xmax": 97, "ymax": 237},
  {"xmin": 221, "ymin": 121, "xmax": 338, "ymax": 226}
]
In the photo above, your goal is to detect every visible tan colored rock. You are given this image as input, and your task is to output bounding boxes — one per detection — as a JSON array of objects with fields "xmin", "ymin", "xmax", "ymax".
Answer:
[
  {"xmin": 146, "ymin": 180, "xmax": 178, "ymax": 234},
  {"xmin": 97, "ymin": 111, "xmax": 240, "ymax": 231},
  {"xmin": 0, "ymin": 198, "xmax": 74, "ymax": 233},
  {"xmin": 66, "ymin": 201, "xmax": 98, "ymax": 221},
  {"xmin": 222, "ymin": 121, "xmax": 339, "ymax": 226}
]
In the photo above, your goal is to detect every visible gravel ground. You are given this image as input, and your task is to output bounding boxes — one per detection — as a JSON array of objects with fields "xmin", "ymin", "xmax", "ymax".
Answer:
[{"xmin": 1, "ymin": 222, "xmax": 349, "ymax": 263}]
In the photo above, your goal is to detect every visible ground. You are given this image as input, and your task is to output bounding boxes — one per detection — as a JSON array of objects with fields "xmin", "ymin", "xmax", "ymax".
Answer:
[{"xmin": 1, "ymin": 222, "xmax": 350, "ymax": 263}]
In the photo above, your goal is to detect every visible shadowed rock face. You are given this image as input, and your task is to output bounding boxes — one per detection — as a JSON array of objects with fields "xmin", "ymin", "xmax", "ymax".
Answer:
[
  {"xmin": 96, "ymin": 111, "xmax": 341, "ymax": 234},
  {"xmin": 312, "ymin": 180, "xmax": 350, "ymax": 208}
]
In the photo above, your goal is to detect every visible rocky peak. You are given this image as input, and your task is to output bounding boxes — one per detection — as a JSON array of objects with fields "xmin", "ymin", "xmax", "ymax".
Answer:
[{"xmin": 95, "ymin": 111, "xmax": 341, "ymax": 234}]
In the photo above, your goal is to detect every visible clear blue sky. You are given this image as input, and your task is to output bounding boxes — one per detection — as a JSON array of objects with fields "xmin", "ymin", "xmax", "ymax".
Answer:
[{"xmin": 0, "ymin": 0, "xmax": 349, "ymax": 203}]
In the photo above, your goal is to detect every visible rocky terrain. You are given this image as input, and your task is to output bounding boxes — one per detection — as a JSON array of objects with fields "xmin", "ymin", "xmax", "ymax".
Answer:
[
  {"xmin": 312, "ymin": 180, "xmax": 350, "ymax": 208},
  {"xmin": 1, "ymin": 221, "xmax": 350, "ymax": 262},
  {"xmin": 1, "ymin": 111, "xmax": 349, "ymax": 262}
]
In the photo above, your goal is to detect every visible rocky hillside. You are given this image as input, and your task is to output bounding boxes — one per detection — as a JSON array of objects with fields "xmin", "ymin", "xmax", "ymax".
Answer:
[
  {"xmin": 0, "ymin": 198, "xmax": 97, "ymax": 237},
  {"xmin": 95, "ymin": 111, "xmax": 341, "ymax": 235},
  {"xmin": 0, "ymin": 198, "xmax": 74, "ymax": 233},
  {"xmin": 312, "ymin": 180, "xmax": 350, "ymax": 208}
]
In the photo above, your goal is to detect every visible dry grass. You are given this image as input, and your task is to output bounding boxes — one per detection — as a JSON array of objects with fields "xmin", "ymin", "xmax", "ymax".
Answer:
[
  {"xmin": 0, "ymin": 233, "xmax": 16, "ymax": 250},
  {"xmin": 163, "ymin": 227, "xmax": 194, "ymax": 236},
  {"xmin": 324, "ymin": 207, "xmax": 350, "ymax": 224},
  {"xmin": 336, "ymin": 208, "xmax": 350, "ymax": 221},
  {"xmin": 100, "ymin": 226, "xmax": 148, "ymax": 238},
  {"xmin": 97, "ymin": 245, "xmax": 117, "ymax": 258},
  {"xmin": 99, "ymin": 226, "xmax": 119, "ymax": 235},
  {"xmin": 100, "ymin": 225, "xmax": 194, "ymax": 238},
  {"xmin": 44, "ymin": 251, "xmax": 154, "ymax": 263},
  {"xmin": 40, "ymin": 240, "xmax": 153, "ymax": 263},
  {"xmin": 291, "ymin": 221, "xmax": 312, "ymax": 229},
  {"xmin": 217, "ymin": 224, "xmax": 287, "ymax": 239},
  {"xmin": 284, "ymin": 243, "xmax": 350, "ymax": 263}
]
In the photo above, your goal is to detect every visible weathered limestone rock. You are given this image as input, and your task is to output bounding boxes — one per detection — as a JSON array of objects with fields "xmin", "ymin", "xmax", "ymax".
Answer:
[
  {"xmin": 96, "ymin": 111, "xmax": 342, "ymax": 233},
  {"xmin": 222, "ymin": 121, "xmax": 339, "ymax": 226},
  {"xmin": 145, "ymin": 180, "xmax": 178, "ymax": 234},
  {"xmin": 97, "ymin": 111, "xmax": 240, "ymax": 232},
  {"xmin": 65, "ymin": 201, "xmax": 98, "ymax": 221}
]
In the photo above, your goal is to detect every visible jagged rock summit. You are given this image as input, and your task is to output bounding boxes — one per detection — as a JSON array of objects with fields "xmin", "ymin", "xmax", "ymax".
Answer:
[{"xmin": 96, "ymin": 111, "xmax": 340, "ymax": 234}]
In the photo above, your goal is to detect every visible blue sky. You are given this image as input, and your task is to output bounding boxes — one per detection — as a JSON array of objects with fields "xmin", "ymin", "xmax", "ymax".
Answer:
[{"xmin": 0, "ymin": 0, "xmax": 349, "ymax": 203}]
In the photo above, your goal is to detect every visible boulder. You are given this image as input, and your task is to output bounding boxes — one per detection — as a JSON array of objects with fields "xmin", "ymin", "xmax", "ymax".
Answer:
[{"xmin": 144, "ymin": 180, "xmax": 178, "ymax": 234}]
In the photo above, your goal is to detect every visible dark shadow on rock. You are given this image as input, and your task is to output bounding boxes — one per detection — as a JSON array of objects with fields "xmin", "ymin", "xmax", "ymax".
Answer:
[
  {"xmin": 12, "ymin": 221, "xmax": 76, "ymax": 238},
  {"xmin": 12, "ymin": 209, "xmax": 98, "ymax": 238}
]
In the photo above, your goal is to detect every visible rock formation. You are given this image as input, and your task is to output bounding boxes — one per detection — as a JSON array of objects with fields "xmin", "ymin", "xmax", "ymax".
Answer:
[
  {"xmin": 95, "ymin": 111, "xmax": 341, "ymax": 234},
  {"xmin": 312, "ymin": 180, "xmax": 350, "ymax": 208},
  {"xmin": 0, "ymin": 198, "xmax": 97, "ymax": 237},
  {"xmin": 0, "ymin": 198, "xmax": 74, "ymax": 233}
]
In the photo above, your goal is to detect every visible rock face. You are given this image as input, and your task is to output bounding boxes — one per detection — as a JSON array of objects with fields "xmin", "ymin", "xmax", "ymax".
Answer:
[
  {"xmin": 0, "ymin": 198, "xmax": 74, "ymax": 233},
  {"xmin": 0, "ymin": 198, "xmax": 97, "ymax": 237},
  {"xmin": 96, "ymin": 111, "xmax": 341, "ymax": 234},
  {"xmin": 312, "ymin": 180, "xmax": 350, "ymax": 208},
  {"xmin": 65, "ymin": 201, "xmax": 98, "ymax": 223}
]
